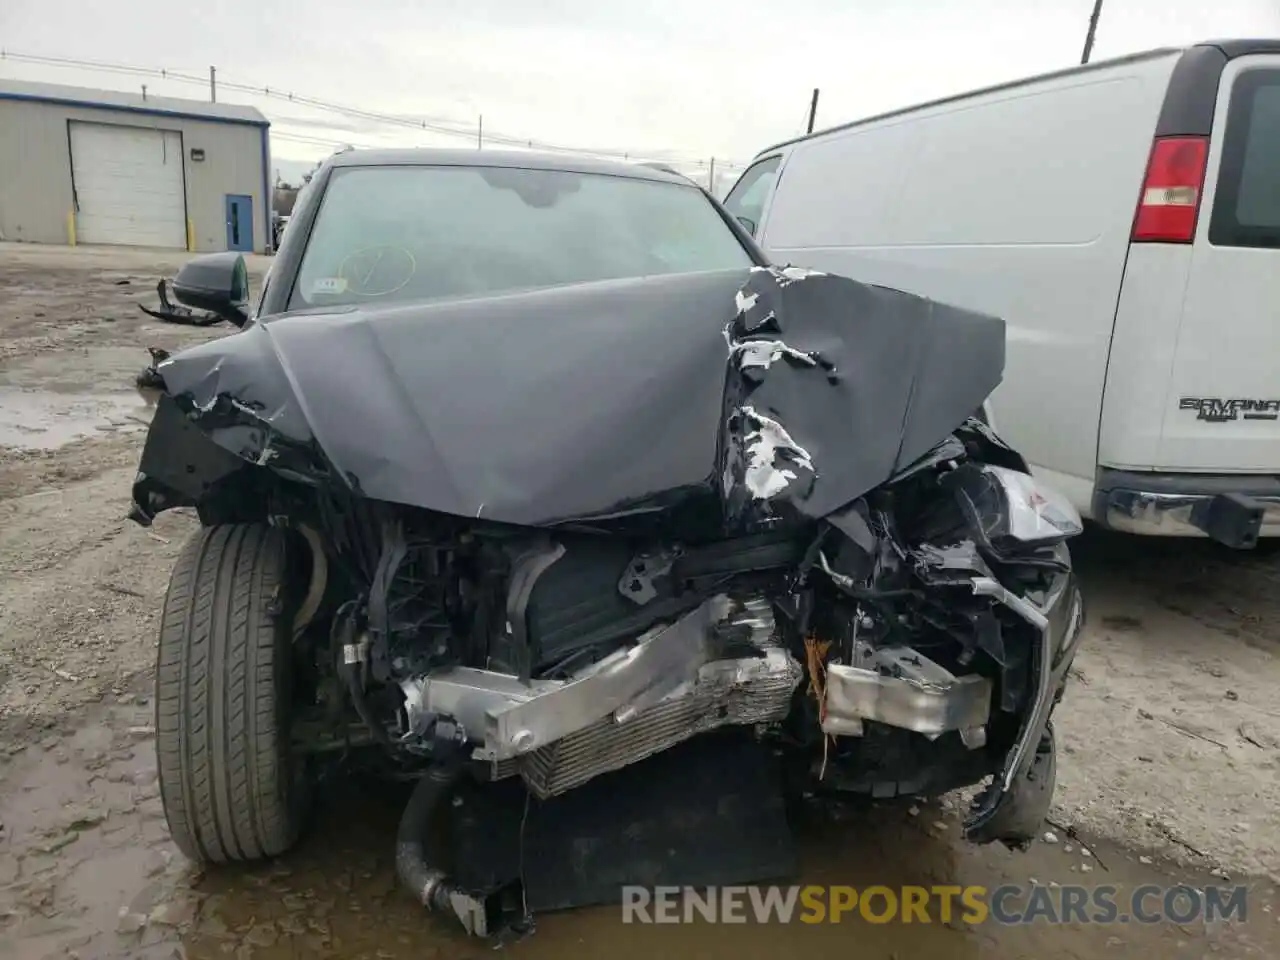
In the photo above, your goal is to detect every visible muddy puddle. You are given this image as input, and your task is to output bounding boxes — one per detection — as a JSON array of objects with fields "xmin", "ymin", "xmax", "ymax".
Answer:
[
  {"xmin": 0, "ymin": 387, "xmax": 151, "ymax": 451},
  {"xmin": 2, "ymin": 689, "xmax": 1277, "ymax": 960}
]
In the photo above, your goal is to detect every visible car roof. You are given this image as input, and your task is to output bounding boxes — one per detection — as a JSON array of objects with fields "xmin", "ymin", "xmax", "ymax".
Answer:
[{"xmin": 325, "ymin": 147, "xmax": 693, "ymax": 185}]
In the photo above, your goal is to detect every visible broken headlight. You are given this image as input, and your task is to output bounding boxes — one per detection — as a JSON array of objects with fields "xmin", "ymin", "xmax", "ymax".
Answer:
[{"xmin": 950, "ymin": 464, "xmax": 1083, "ymax": 556}]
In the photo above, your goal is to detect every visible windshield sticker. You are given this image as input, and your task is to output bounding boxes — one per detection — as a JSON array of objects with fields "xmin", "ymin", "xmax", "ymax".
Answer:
[{"xmin": 311, "ymin": 277, "xmax": 349, "ymax": 295}]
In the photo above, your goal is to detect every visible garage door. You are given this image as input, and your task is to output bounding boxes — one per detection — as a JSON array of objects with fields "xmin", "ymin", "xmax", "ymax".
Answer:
[{"xmin": 70, "ymin": 122, "xmax": 186, "ymax": 248}]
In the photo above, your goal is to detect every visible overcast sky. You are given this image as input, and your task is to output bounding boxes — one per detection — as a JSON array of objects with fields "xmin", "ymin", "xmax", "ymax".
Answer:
[{"xmin": 2, "ymin": 0, "xmax": 1277, "ymax": 185}]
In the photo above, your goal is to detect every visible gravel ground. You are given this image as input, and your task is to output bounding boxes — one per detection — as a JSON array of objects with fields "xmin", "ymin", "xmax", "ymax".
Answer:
[
  {"xmin": 0, "ymin": 243, "xmax": 263, "ymax": 728},
  {"xmin": 1057, "ymin": 531, "xmax": 1280, "ymax": 881},
  {"xmin": 1, "ymin": 241, "xmax": 1279, "ymax": 958}
]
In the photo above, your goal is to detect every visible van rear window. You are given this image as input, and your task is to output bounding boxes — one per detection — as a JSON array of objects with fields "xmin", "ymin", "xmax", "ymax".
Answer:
[{"xmin": 1209, "ymin": 69, "xmax": 1280, "ymax": 249}]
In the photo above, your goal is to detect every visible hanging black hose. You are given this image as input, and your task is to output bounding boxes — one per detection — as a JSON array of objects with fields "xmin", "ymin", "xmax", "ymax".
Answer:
[
  {"xmin": 394, "ymin": 721, "xmax": 509, "ymax": 937},
  {"xmin": 395, "ymin": 762, "xmax": 464, "ymax": 909}
]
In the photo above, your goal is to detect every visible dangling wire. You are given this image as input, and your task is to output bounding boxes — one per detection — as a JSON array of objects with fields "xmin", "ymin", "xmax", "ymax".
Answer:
[{"xmin": 804, "ymin": 636, "xmax": 837, "ymax": 779}]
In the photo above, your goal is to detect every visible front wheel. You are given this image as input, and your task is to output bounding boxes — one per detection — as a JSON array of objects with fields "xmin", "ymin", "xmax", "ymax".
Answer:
[{"xmin": 154, "ymin": 523, "xmax": 311, "ymax": 863}]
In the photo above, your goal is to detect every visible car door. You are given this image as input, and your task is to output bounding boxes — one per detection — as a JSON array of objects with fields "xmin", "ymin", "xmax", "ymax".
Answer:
[{"xmin": 722, "ymin": 154, "xmax": 783, "ymax": 238}]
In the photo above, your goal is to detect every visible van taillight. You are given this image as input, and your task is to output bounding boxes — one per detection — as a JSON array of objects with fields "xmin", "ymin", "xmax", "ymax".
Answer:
[{"xmin": 1132, "ymin": 136, "xmax": 1209, "ymax": 243}]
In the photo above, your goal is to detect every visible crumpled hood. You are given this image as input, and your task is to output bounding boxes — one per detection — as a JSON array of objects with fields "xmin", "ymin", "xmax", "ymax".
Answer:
[{"xmin": 147, "ymin": 266, "xmax": 1005, "ymax": 529}]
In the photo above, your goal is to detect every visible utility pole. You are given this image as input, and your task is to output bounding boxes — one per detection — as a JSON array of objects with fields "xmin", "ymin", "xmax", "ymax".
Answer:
[
  {"xmin": 807, "ymin": 88, "xmax": 820, "ymax": 134},
  {"xmin": 477, "ymin": 114, "xmax": 483, "ymax": 149},
  {"xmin": 209, "ymin": 65, "xmax": 217, "ymax": 102},
  {"xmin": 708, "ymin": 157, "xmax": 716, "ymax": 193},
  {"xmin": 1080, "ymin": 0, "xmax": 1104, "ymax": 64}
]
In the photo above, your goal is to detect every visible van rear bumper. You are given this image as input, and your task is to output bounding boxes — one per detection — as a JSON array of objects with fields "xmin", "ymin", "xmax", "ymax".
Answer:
[{"xmin": 1094, "ymin": 468, "xmax": 1280, "ymax": 548}]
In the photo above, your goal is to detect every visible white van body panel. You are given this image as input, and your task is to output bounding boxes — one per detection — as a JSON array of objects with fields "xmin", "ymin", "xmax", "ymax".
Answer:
[
  {"xmin": 1093, "ymin": 243, "xmax": 1197, "ymax": 471},
  {"xmin": 732, "ymin": 43, "xmax": 1280, "ymax": 541},
  {"xmin": 756, "ymin": 53, "xmax": 1182, "ymax": 512}
]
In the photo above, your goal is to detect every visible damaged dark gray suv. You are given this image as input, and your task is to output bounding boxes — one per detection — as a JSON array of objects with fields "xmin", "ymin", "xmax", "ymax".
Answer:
[{"xmin": 129, "ymin": 148, "xmax": 1085, "ymax": 938}]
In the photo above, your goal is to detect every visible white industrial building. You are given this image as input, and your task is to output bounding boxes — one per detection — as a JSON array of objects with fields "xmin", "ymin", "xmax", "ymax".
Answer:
[{"xmin": 0, "ymin": 78, "xmax": 271, "ymax": 253}]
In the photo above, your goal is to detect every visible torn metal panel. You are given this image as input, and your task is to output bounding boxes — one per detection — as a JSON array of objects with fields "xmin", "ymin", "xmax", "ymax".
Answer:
[
  {"xmin": 730, "ymin": 339, "xmax": 819, "ymax": 371},
  {"xmin": 823, "ymin": 646, "xmax": 993, "ymax": 739},
  {"xmin": 739, "ymin": 405, "xmax": 815, "ymax": 500},
  {"xmin": 776, "ymin": 265, "xmax": 826, "ymax": 286},
  {"xmin": 718, "ymin": 265, "xmax": 1006, "ymax": 529}
]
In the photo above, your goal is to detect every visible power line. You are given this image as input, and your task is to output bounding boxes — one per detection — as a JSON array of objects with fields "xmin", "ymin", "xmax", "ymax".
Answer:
[
  {"xmin": 0, "ymin": 50, "xmax": 209, "ymax": 80},
  {"xmin": 1, "ymin": 51, "xmax": 490, "ymax": 140},
  {"xmin": 271, "ymin": 130, "xmax": 375, "ymax": 150},
  {"xmin": 0, "ymin": 49, "xmax": 748, "ymax": 171}
]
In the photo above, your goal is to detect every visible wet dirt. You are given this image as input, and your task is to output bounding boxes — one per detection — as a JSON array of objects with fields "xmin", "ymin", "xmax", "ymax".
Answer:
[
  {"xmin": 2, "ymin": 691, "xmax": 1278, "ymax": 960},
  {"xmin": 0, "ymin": 242, "xmax": 256, "ymax": 502},
  {"xmin": 0, "ymin": 387, "xmax": 149, "ymax": 450},
  {"xmin": 2, "ymin": 243, "xmax": 1280, "ymax": 959}
]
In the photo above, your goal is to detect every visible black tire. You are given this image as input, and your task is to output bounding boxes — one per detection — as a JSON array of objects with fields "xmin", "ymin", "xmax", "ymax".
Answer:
[{"xmin": 155, "ymin": 523, "xmax": 310, "ymax": 863}]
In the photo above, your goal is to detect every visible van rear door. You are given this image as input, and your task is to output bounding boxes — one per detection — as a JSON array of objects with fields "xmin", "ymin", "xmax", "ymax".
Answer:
[{"xmin": 1154, "ymin": 53, "xmax": 1280, "ymax": 471}]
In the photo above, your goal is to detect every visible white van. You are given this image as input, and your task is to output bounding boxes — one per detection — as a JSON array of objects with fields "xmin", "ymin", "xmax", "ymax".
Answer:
[{"xmin": 724, "ymin": 41, "xmax": 1280, "ymax": 548}]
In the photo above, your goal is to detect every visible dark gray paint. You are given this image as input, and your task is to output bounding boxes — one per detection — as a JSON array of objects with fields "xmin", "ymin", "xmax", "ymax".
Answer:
[{"xmin": 143, "ymin": 265, "xmax": 1005, "ymax": 530}]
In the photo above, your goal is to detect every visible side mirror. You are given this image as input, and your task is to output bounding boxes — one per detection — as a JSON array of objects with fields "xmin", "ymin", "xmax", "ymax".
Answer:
[
  {"xmin": 735, "ymin": 215, "xmax": 757, "ymax": 236},
  {"xmin": 172, "ymin": 253, "xmax": 251, "ymax": 328}
]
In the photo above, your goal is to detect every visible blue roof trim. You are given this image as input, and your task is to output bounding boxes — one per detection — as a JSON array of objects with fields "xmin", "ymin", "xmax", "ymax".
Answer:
[{"xmin": 0, "ymin": 90, "xmax": 270, "ymax": 128}]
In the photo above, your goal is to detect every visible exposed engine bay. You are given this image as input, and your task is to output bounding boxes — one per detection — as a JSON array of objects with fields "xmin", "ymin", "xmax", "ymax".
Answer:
[
  {"xmin": 130, "ymin": 262, "xmax": 1085, "ymax": 938},
  {"xmin": 319, "ymin": 445, "xmax": 1081, "ymax": 813}
]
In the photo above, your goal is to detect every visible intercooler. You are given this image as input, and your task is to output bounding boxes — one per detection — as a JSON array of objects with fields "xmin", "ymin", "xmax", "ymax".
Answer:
[
  {"xmin": 514, "ymin": 645, "xmax": 801, "ymax": 798},
  {"xmin": 404, "ymin": 597, "xmax": 802, "ymax": 799}
]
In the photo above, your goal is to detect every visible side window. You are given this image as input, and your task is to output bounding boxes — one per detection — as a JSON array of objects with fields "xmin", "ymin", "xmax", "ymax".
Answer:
[
  {"xmin": 722, "ymin": 155, "xmax": 781, "ymax": 236},
  {"xmin": 1209, "ymin": 69, "xmax": 1280, "ymax": 249}
]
